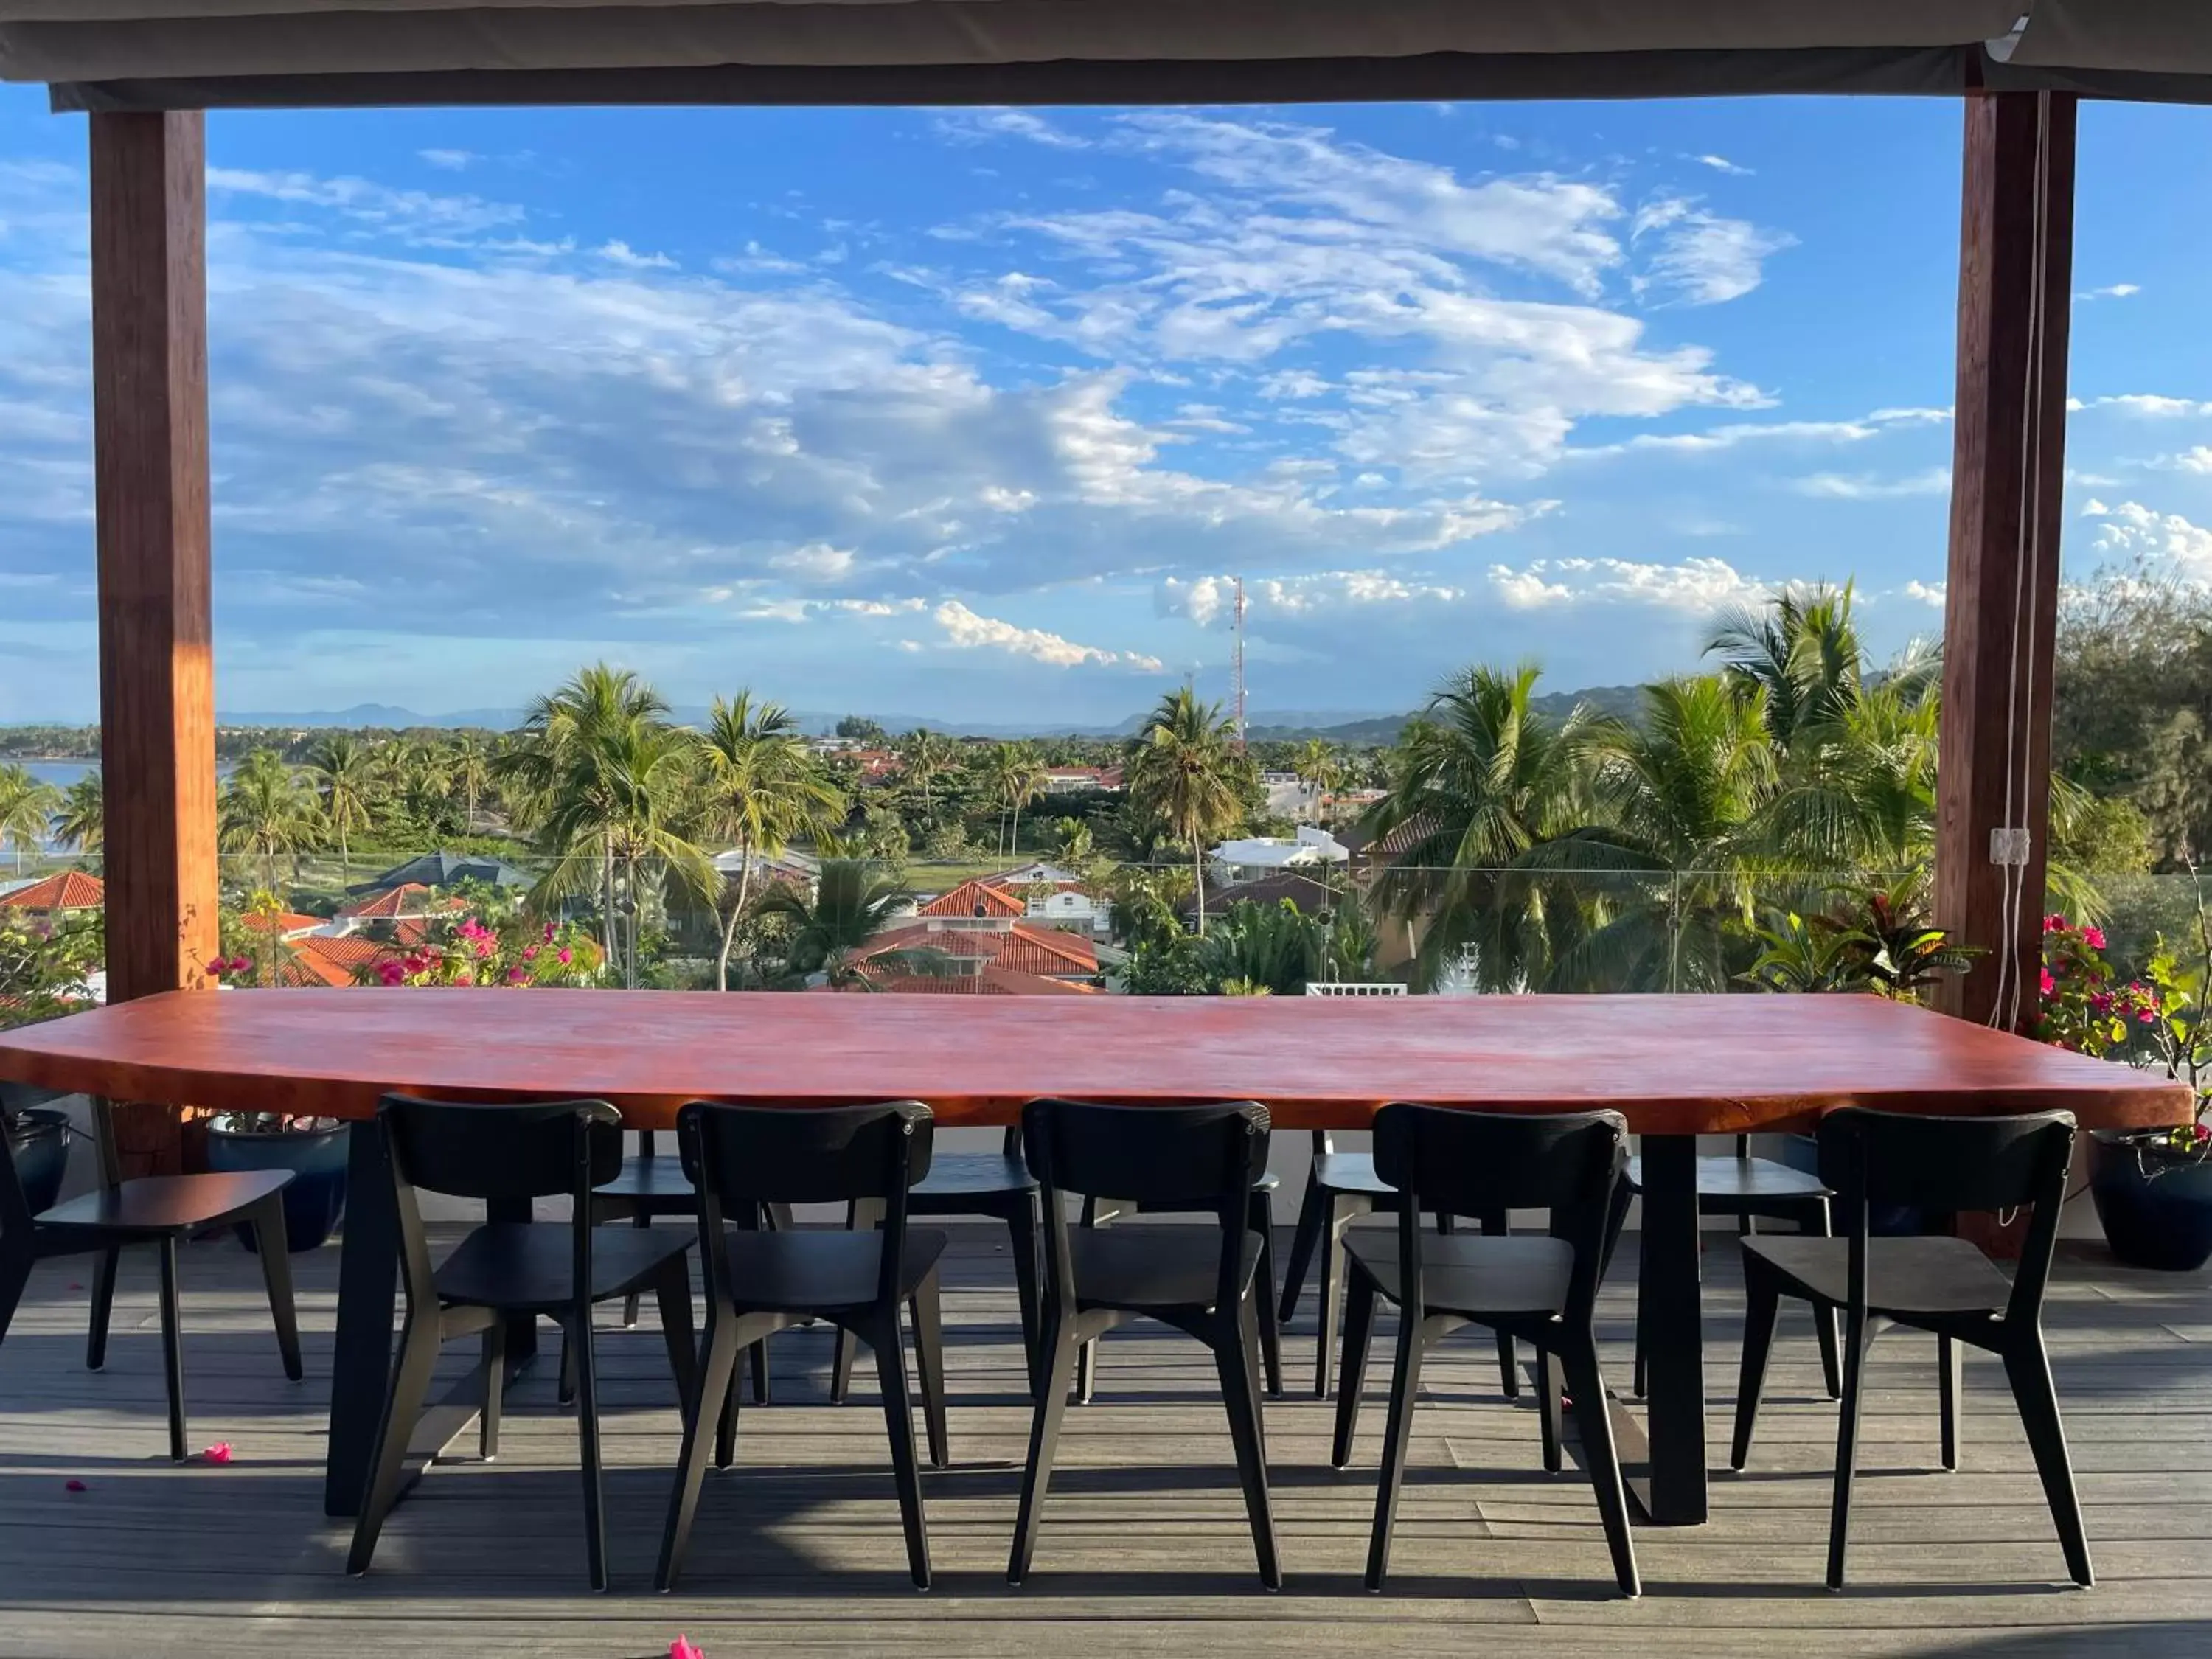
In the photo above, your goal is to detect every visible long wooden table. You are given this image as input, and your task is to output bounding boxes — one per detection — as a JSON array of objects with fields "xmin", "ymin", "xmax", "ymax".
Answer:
[{"xmin": 0, "ymin": 988, "xmax": 2188, "ymax": 1534}]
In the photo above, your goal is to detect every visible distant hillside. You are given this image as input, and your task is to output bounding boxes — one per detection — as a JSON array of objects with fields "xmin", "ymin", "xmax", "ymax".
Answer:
[{"xmin": 1243, "ymin": 684, "xmax": 1647, "ymax": 745}]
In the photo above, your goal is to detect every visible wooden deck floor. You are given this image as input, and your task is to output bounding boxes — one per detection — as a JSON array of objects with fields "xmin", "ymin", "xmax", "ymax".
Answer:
[{"xmin": 0, "ymin": 1222, "xmax": 2207, "ymax": 1658}]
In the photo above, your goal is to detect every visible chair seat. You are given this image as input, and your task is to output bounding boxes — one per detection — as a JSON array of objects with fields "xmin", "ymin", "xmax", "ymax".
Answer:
[
  {"xmin": 1071, "ymin": 1226, "xmax": 1264, "ymax": 1313},
  {"xmin": 1627, "ymin": 1153, "xmax": 1829, "ymax": 1204},
  {"xmin": 912, "ymin": 1151, "xmax": 1036, "ymax": 1201},
  {"xmin": 1312, "ymin": 1150, "xmax": 1395, "ymax": 1196},
  {"xmin": 720, "ymin": 1225, "xmax": 947, "ymax": 1313},
  {"xmin": 1346, "ymin": 1233, "xmax": 1576, "ymax": 1318},
  {"xmin": 34, "ymin": 1168, "xmax": 293, "ymax": 1236},
  {"xmin": 591, "ymin": 1153, "xmax": 695, "ymax": 1206},
  {"xmin": 434, "ymin": 1221, "xmax": 693, "ymax": 1312},
  {"xmin": 1745, "ymin": 1234, "xmax": 2014, "ymax": 1317}
]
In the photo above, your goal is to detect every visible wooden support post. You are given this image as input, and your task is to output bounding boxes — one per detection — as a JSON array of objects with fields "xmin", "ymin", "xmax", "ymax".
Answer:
[
  {"xmin": 1934, "ymin": 92, "xmax": 2075, "ymax": 1032},
  {"xmin": 90, "ymin": 111, "xmax": 216, "ymax": 1175}
]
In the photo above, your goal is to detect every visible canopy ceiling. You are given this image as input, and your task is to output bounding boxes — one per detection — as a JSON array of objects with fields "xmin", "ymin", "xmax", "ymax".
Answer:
[{"xmin": 6, "ymin": 1, "xmax": 2212, "ymax": 111}]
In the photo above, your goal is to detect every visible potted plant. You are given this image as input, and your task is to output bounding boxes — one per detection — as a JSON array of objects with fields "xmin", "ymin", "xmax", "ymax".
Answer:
[
  {"xmin": 2039, "ymin": 900, "xmax": 2212, "ymax": 1271},
  {"xmin": 2, "ymin": 909, "xmax": 101, "ymax": 1214}
]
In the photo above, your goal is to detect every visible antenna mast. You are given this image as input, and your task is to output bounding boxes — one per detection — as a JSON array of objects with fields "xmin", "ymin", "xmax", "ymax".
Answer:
[{"xmin": 1231, "ymin": 575, "xmax": 1247, "ymax": 754}]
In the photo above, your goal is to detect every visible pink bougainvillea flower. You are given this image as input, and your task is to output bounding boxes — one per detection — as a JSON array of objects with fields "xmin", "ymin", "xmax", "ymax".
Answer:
[
  {"xmin": 669, "ymin": 1638, "xmax": 705, "ymax": 1659},
  {"xmin": 506, "ymin": 966, "xmax": 529, "ymax": 984},
  {"xmin": 557, "ymin": 947, "xmax": 573, "ymax": 965},
  {"xmin": 2081, "ymin": 925, "xmax": 2107, "ymax": 951},
  {"xmin": 521, "ymin": 945, "xmax": 539, "ymax": 961},
  {"xmin": 2042, "ymin": 913, "xmax": 2067, "ymax": 933},
  {"xmin": 2139, "ymin": 1009, "xmax": 2158, "ymax": 1024},
  {"xmin": 375, "ymin": 960, "xmax": 406, "ymax": 987},
  {"xmin": 2038, "ymin": 967, "xmax": 2056, "ymax": 999},
  {"xmin": 2195, "ymin": 1122, "xmax": 2211, "ymax": 1143},
  {"xmin": 455, "ymin": 970, "xmax": 474, "ymax": 985},
  {"xmin": 206, "ymin": 955, "xmax": 229, "ymax": 975},
  {"xmin": 230, "ymin": 956, "xmax": 253, "ymax": 973},
  {"xmin": 543, "ymin": 921, "xmax": 557, "ymax": 942},
  {"xmin": 201, "ymin": 1442, "xmax": 232, "ymax": 1465},
  {"xmin": 63, "ymin": 1479, "xmax": 86, "ymax": 1493}
]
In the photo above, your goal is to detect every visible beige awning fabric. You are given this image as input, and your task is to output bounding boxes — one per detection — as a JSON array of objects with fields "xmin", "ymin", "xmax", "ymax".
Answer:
[{"xmin": 4, "ymin": 1, "xmax": 2211, "ymax": 110}]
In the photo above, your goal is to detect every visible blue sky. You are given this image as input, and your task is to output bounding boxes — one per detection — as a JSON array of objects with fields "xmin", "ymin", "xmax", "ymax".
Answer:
[{"xmin": 2, "ymin": 91, "xmax": 2211, "ymax": 726}]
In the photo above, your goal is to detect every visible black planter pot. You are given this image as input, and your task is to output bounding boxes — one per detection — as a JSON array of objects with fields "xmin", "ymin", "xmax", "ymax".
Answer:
[
  {"xmin": 4, "ymin": 1104, "xmax": 74, "ymax": 1217},
  {"xmin": 2090, "ymin": 1131, "xmax": 2212, "ymax": 1273},
  {"xmin": 206, "ymin": 1119, "xmax": 351, "ymax": 1253}
]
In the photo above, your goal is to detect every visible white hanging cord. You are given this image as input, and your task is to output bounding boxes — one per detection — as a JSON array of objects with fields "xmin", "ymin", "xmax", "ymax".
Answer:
[{"xmin": 1989, "ymin": 91, "xmax": 2053, "ymax": 1032}]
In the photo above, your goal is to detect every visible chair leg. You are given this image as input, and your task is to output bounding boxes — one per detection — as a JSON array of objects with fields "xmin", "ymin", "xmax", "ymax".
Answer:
[
  {"xmin": 156, "ymin": 1237, "xmax": 187, "ymax": 1463},
  {"xmin": 1278, "ymin": 1172, "xmax": 1327, "ymax": 1326},
  {"xmin": 347, "ymin": 1314, "xmax": 442, "ymax": 1576},
  {"xmin": 252, "ymin": 1198, "xmax": 303, "ymax": 1381},
  {"xmin": 618, "ymin": 1207, "xmax": 649, "ymax": 1329},
  {"xmin": 748, "ymin": 1334, "xmax": 771, "ymax": 1405},
  {"xmin": 2005, "ymin": 1332, "xmax": 2094, "ymax": 1587},
  {"xmin": 1731, "ymin": 1265, "xmax": 1783, "ymax": 1471},
  {"xmin": 1938, "ymin": 1333, "xmax": 1963, "ymax": 1472},
  {"xmin": 1215, "ymin": 1300, "xmax": 1281, "ymax": 1590},
  {"xmin": 654, "ymin": 1258, "xmax": 698, "ymax": 1413},
  {"xmin": 1364, "ymin": 1306, "xmax": 1427, "ymax": 1591},
  {"xmin": 1249, "ymin": 1189, "xmax": 1284, "ymax": 1399},
  {"xmin": 1006, "ymin": 1196, "xmax": 1046, "ymax": 1402},
  {"xmin": 570, "ymin": 1309, "xmax": 609, "ymax": 1593},
  {"xmin": 479, "ymin": 1318, "xmax": 506, "ymax": 1460},
  {"xmin": 716, "ymin": 1340, "xmax": 742, "ymax": 1470},
  {"xmin": 557, "ymin": 1318, "xmax": 577, "ymax": 1408},
  {"xmin": 86, "ymin": 1245, "xmax": 119, "ymax": 1371},
  {"xmin": 1315, "ymin": 1199, "xmax": 1349, "ymax": 1398},
  {"xmin": 831, "ymin": 1197, "xmax": 880, "ymax": 1405},
  {"xmin": 869, "ymin": 1311, "xmax": 932, "ymax": 1590},
  {"xmin": 909, "ymin": 1271, "xmax": 951, "ymax": 1470},
  {"xmin": 1330, "ymin": 1265, "xmax": 1378, "ymax": 1469},
  {"xmin": 0, "ymin": 1247, "xmax": 29, "ymax": 1351},
  {"xmin": 1481, "ymin": 1209, "xmax": 1517, "ymax": 1398},
  {"xmin": 656, "ymin": 1318, "xmax": 740, "ymax": 1593},
  {"xmin": 1562, "ymin": 1336, "xmax": 1641, "ymax": 1598},
  {"xmin": 1807, "ymin": 1196, "xmax": 1843, "ymax": 1399},
  {"xmin": 1009, "ymin": 1320, "xmax": 1078, "ymax": 1585},
  {"xmin": 1537, "ymin": 1343, "xmax": 1565, "ymax": 1475},
  {"xmin": 1825, "ymin": 1310, "xmax": 1872, "ymax": 1592}
]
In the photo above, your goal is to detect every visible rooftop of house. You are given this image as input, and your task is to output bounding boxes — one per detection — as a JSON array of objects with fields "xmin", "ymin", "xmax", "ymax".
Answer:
[
  {"xmin": 828, "ymin": 963, "xmax": 1102, "ymax": 996},
  {"xmin": 917, "ymin": 879, "xmax": 1028, "ymax": 919},
  {"xmin": 852, "ymin": 919, "xmax": 1098, "ymax": 977},
  {"xmin": 338, "ymin": 883, "xmax": 467, "ymax": 920},
  {"xmin": 0, "ymin": 869, "xmax": 105, "ymax": 912},
  {"xmin": 1183, "ymin": 869, "xmax": 1346, "ymax": 917},
  {"xmin": 238, "ymin": 908, "xmax": 327, "ymax": 938},
  {"xmin": 1210, "ymin": 825, "xmax": 1350, "ymax": 868}
]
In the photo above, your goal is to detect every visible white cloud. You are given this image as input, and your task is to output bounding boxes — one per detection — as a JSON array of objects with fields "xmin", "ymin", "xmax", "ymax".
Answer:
[
  {"xmin": 1902, "ymin": 580, "xmax": 1947, "ymax": 607},
  {"xmin": 417, "ymin": 149, "xmax": 479, "ymax": 172},
  {"xmin": 934, "ymin": 109, "xmax": 1089, "ymax": 150},
  {"xmin": 1484, "ymin": 555, "xmax": 1770, "ymax": 613},
  {"xmin": 2078, "ymin": 393, "xmax": 2212, "ymax": 418},
  {"xmin": 2174, "ymin": 446, "xmax": 2212, "ymax": 475},
  {"xmin": 2081, "ymin": 499, "xmax": 2212, "ymax": 574},
  {"xmin": 1630, "ymin": 194, "xmax": 1794, "ymax": 306},
  {"xmin": 206, "ymin": 167, "xmax": 524, "ymax": 241},
  {"xmin": 2076, "ymin": 282, "xmax": 2142, "ymax": 301},
  {"xmin": 933, "ymin": 601, "xmax": 1160, "ymax": 670},
  {"xmin": 1792, "ymin": 467, "xmax": 1952, "ymax": 500},
  {"xmin": 596, "ymin": 239, "xmax": 675, "ymax": 270},
  {"xmin": 1689, "ymin": 154, "xmax": 1753, "ymax": 177},
  {"xmin": 1160, "ymin": 568, "xmax": 1466, "ymax": 627},
  {"xmin": 771, "ymin": 543, "xmax": 858, "ymax": 582}
]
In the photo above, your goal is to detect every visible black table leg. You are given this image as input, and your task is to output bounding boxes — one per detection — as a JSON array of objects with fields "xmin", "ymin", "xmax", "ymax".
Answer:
[
  {"xmin": 1612, "ymin": 1133, "xmax": 1708, "ymax": 1526},
  {"xmin": 326, "ymin": 1121, "xmax": 397, "ymax": 1517}
]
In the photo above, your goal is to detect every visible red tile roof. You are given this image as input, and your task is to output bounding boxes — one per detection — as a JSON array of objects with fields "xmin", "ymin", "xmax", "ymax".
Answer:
[
  {"xmin": 917, "ymin": 879, "xmax": 1026, "ymax": 919},
  {"xmin": 0, "ymin": 870, "xmax": 105, "ymax": 912},
  {"xmin": 279, "ymin": 934, "xmax": 404, "ymax": 988},
  {"xmin": 240, "ymin": 909, "xmax": 325, "ymax": 937},
  {"xmin": 833, "ymin": 964, "xmax": 1102, "ymax": 996},
  {"xmin": 852, "ymin": 919, "xmax": 1096, "ymax": 976},
  {"xmin": 341, "ymin": 883, "xmax": 465, "ymax": 919}
]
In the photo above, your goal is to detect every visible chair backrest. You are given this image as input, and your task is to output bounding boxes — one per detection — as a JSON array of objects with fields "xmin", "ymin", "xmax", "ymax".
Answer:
[
  {"xmin": 1817, "ymin": 1106, "xmax": 2077, "ymax": 1320},
  {"xmin": 1373, "ymin": 1104, "xmax": 1628, "ymax": 1320},
  {"xmin": 373, "ymin": 1093, "xmax": 622, "ymax": 1315},
  {"xmin": 678, "ymin": 1100, "xmax": 933, "ymax": 1309},
  {"xmin": 1022, "ymin": 1098, "xmax": 1271, "ymax": 1322}
]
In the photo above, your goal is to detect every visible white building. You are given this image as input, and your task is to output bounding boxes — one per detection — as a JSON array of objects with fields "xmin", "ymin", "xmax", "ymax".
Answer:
[{"xmin": 1208, "ymin": 824, "xmax": 1351, "ymax": 885}]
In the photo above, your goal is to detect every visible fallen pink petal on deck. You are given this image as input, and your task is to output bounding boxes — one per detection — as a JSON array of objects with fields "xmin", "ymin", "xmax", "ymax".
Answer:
[
  {"xmin": 63, "ymin": 1479, "xmax": 86, "ymax": 1493},
  {"xmin": 669, "ymin": 1638, "xmax": 706, "ymax": 1659},
  {"xmin": 201, "ymin": 1443, "xmax": 233, "ymax": 1465}
]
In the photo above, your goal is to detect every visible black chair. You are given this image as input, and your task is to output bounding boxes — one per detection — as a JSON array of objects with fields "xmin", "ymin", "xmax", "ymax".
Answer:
[
  {"xmin": 346, "ymin": 1096, "xmax": 697, "ymax": 1592},
  {"xmin": 1731, "ymin": 1107, "xmax": 2090, "ymax": 1591},
  {"xmin": 0, "ymin": 1096, "xmax": 300, "ymax": 1463},
  {"xmin": 1628, "ymin": 1133, "xmax": 1841, "ymax": 1400},
  {"xmin": 1333, "ymin": 1105, "xmax": 1639, "ymax": 1598},
  {"xmin": 832, "ymin": 1124, "xmax": 1043, "ymax": 1402},
  {"xmin": 1009, "ymin": 1098, "xmax": 1279, "ymax": 1588},
  {"xmin": 658, "ymin": 1099, "xmax": 950, "ymax": 1593},
  {"xmin": 588, "ymin": 1129, "xmax": 773, "ymax": 1406},
  {"xmin": 1279, "ymin": 1129, "xmax": 1517, "ymax": 1399}
]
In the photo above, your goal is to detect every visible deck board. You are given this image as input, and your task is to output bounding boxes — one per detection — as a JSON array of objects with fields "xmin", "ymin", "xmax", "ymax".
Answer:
[{"xmin": 1, "ymin": 1225, "xmax": 2207, "ymax": 1657}]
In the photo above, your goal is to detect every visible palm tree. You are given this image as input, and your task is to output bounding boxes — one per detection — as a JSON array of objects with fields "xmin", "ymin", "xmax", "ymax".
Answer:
[
  {"xmin": 495, "ymin": 664, "xmax": 714, "ymax": 986},
  {"xmin": 1705, "ymin": 582, "xmax": 1867, "ymax": 756},
  {"xmin": 749, "ymin": 858, "xmax": 913, "ymax": 987},
  {"xmin": 52, "ymin": 772, "xmax": 103, "ymax": 858},
  {"xmin": 1292, "ymin": 738, "xmax": 1343, "ymax": 821},
  {"xmin": 900, "ymin": 728, "xmax": 961, "ymax": 818},
  {"xmin": 985, "ymin": 742, "xmax": 1048, "ymax": 858},
  {"xmin": 695, "ymin": 691, "xmax": 847, "ymax": 991},
  {"xmin": 447, "ymin": 731, "xmax": 493, "ymax": 831},
  {"xmin": 1050, "ymin": 817, "xmax": 1094, "ymax": 866},
  {"xmin": 0, "ymin": 765, "xmax": 61, "ymax": 875},
  {"xmin": 306, "ymin": 732, "xmax": 375, "ymax": 882},
  {"xmin": 1125, "ymin": 688, "xmax": 1248, "ymax": 936},
  {"xmin": 218, "ymin": 749, "xmax": 326, "ymax": 897},
  {"xmin": 1360, "ymin": 664, "xmax": 1612, "ymax": 990}
]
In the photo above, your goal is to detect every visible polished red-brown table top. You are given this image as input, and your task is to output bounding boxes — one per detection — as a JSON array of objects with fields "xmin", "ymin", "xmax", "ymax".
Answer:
[{"xmin": 0, "ymin": 988, "xmax": 2188, "ymax": 1133}]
